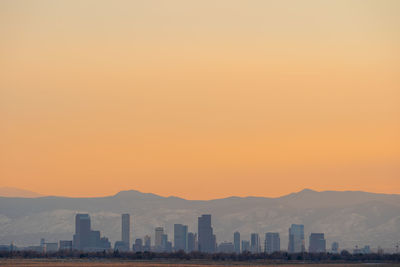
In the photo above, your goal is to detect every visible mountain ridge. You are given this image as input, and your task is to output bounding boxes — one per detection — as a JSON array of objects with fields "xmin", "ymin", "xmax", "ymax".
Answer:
[
  {"xmin": 2, "ymin": 187, "xmax": 399, "ymax": 201},
  {"xmin": 0, "ymin": 187, "xmax": 43, "ymax": 198}
]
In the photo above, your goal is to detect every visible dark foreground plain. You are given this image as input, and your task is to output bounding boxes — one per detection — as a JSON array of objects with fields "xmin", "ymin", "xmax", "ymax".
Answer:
[{"xmin": 1, "ymin": 259, "xmax": 399, "ymax": 267}]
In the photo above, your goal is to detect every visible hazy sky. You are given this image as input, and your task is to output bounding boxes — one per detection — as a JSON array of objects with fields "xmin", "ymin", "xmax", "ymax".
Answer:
[{"xmin": 1, "ymin": 0, "xmax": 399, "ymax": 199}]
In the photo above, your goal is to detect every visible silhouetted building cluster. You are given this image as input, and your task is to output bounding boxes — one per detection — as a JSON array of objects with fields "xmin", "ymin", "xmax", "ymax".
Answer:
[
  {"xmin": 354, "ymin": 245, "xmax": 371, "ymax": 254},
  {"xmin": 73, "ymin": 214, "xmax": 111, "ymax": 251},
  {"xmin": 7, "ymin": 212, "xmax": 380, "ymax": 255}
]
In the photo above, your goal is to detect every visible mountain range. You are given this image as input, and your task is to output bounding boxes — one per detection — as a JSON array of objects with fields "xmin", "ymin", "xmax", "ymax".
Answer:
[
  {"xmin": 0, "ymin": 188, "xmax": 399, "ymax": 251},
  {"xmin": 0, "ymin": 187, "xmax": 43, "ymax": 198}
]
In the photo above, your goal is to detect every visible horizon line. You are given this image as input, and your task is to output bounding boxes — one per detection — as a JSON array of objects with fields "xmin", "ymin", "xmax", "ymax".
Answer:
[{"xmin": 1, "ymin": 186, "xmax": 399, "ymax": 200}]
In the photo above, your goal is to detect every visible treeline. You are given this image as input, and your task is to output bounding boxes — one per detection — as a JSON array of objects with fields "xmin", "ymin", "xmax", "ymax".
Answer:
[{"xmin": 1, "ymin": 250, "xmax": 400, "ymax": 263}]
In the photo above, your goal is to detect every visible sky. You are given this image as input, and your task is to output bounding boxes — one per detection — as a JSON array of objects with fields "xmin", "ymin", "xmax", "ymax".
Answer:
[{"xmin": 0, "ymin": 0, "xmax": 399, "ymax": 199}]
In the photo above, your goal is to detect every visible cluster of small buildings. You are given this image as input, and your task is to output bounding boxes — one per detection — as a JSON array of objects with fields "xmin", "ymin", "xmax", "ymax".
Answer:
[{"xmin": 1, "ymin": 213, "xmax": 376, "ymax": 254}]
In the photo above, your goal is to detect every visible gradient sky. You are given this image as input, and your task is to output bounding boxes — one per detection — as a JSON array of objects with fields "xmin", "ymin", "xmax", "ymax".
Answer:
[{"xmin": 1, "ymin": 0, "xmax": 399, "ymax": 199}]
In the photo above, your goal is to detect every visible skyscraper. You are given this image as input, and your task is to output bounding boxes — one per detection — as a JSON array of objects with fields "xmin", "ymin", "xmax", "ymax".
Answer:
[
  {"xmin": 174, "ymin": 224, "xmax": 188, "ymax": 252},
  {"xmin": 309, "ymin": 233, "xmax": 326, "ymax": 253},
  {"xmin": 212, "ymin": 234, "xmax": 217, "ymax": 252},
  {"xmin": 73, "ymin": 214, "xmax": 91, "ymax": 250},
  {"xmin": 288, "ymin": 224, "xmax": 305, "ymax": 253},
  {"xmin": 241, "ymin": 240, "xmax": 250, "ymax": 252},
  {"xmin": 198, "ymin": 214, "xmax": 215, "ymax": 253},
  {"xmin": 187, "ymin": 232, "xmax": 197, "ymax": 252},
  {"xmin": 250, "ymin": 233, "xmax": 260, "ymax": 253},
  {"xmin": 265, "ymin": 232, "xmax": 280, "ymax": 253},
  {"xmin": 161, "ymin": 234, "xmax": 168, "ymax": 252},
  {"xmin": 133, "ymin": 238, "xmax": 143, "ymax": 252},
  {"xmin": 121, "ymin": 214, "xmax": 130, "ymax": 250},
  {"xmin": 72, "ymin": 213, "xmax": 110, "ymax": 251},
  {"xmin": 234, "ymin": 232, "xmax": 240, "ymax": 253},
  {"xmin": 144, "ymin": 235, "xmax": 151, "ymax": 251},
  {"xmin": 155, "ymin": 227, "xmax": 164, "ymax": 251}
]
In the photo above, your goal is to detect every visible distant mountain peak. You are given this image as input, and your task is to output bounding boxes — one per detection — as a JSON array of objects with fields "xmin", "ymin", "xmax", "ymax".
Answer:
[
  {"xmin": 299, "ymin": 188, "xmax": 317, "ymax": 193},
  {"xmin": 113, "ymin": 189, "xmax": 162, "ymax": 199},
  {"xmin": 0, "ymin": 187, "xmax": 43, "ymax": 198},
  {"xmin": 114, "ymin": 189, "xmax": 142, "ymax": 195}
]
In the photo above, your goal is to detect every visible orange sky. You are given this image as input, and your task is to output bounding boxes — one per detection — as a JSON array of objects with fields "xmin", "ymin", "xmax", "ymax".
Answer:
[{"xmin": 0, "ymin": 0, "xmax": 399, "ymax": 199}]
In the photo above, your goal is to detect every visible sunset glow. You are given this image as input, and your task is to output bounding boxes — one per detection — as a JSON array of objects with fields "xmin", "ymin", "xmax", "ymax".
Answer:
[{"xmin": 1, "ymin": 0, "xmax": 399, "ymax": 199}]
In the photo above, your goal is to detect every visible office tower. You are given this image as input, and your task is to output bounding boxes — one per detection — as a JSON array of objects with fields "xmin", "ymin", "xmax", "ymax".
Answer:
[
  {"xmin": 218, "ymin": 242, "xmax": 234, "ymax": 253},
  {"xmin": 144, "ymin": 235, "xmax": 151, "ymax": 251},
  {"xmin": 59, "ymin": 240, "xmax": 73, "ymax": 251},
  {"xmin": 121, "ymin": 214, "xmax": 130, "ymax": 250},
  {"xmin": 331, "ymin": 242, "xmax": 339, "ymax": 253},
  {"xmin": 160, "ymin": 234, "xmax": 172, "ymax": 252},
  {"xmin": 241, "ymin": 240, "xmax": 250, "ymax": 252},
  {"xmin": 89, "ymin": 230, "xmax": 102, "ymax": 250},
  {"xmin": 198, "ymin": 214, "xmax": 215, "ymax": 253},
  {"xmin": 265, "ymin": 232, "xmax": 280, "ymax": 253},
  {"xmin": 309, "ymin": 233, "xmax": 326, "ymax": 253},
  {"xmin": 72, "ymin": 213, "xmax": 111, "ymax": 251},
  {"xmin": 45, "ymin": 242, "xmax": 58, "ymax": 252},
  {"xmin": 114, "ymin": 240, "xmax": 128, "ymax": 251},
  {"xmin": 155, "ymin": 227, "xmax": 164, "ymax": 247},
  {"xmin": 73, "ymin": 214, "xmax": 91, "ymax": 250},
  {"xmin": 288, "ymin": 224, "xmax": 305, "ymax": 253},
  {"xmin": 166, "ymin": 241, "xmax": 173, "ymax": 252},
  {"xmin": 155, "ymin": 227, "xmax": 164, "ymax": 250},
  {"xmin": 250, "ymin": 233, "xmax": 260, "ymax": 253},
  {"xmin": 234, "ymin": 232, "xmax": 240, "ymax": 253},
  {"xmin": 212, "ymin": 234, "xmax": 217, "ymax": 252},
  {"xmin": 161, "ymin": 234, "xmax": 168, "ymax": 251},
  {"xmin": 174, "ymin": 224, "xmax": 188, "ymax": 251},
  {"xmin": 133, "ymin": 238, "xmax": 143, "ymax": 252},
  {"xmin": 99, "ymin": 237, "xmax": 111, "ymax": 250},
  {"xmin": 187, "ymin": 232, "xmax": 197, "ymax": 252}
]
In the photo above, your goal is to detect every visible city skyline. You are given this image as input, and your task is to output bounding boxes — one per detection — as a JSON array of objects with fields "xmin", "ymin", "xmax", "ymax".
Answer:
[
  {"xmin": 0, "ymin": 209, "xmax": 393, "ymax": 254},
  {"xmin": 0, "ymin": 212, "xmax": 383, "ymax": 256},
  {"xmin": 1, "ymin": 188, "xmax": 400, "ymax": 251}
]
